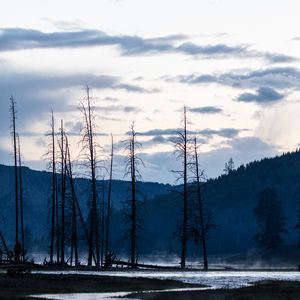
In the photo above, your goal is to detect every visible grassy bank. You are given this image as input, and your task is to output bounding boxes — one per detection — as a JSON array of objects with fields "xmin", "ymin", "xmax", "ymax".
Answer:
[
  {"xmin": 128, "ymin": 280, "xmax": 300, "ymax": 300},
  {"xmin": 0, "ymin": 273, "xmax": 201, "ymax": 299}
]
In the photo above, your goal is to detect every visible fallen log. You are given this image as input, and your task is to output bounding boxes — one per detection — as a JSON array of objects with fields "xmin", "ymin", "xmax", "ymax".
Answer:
[{"xmin": 112, "ymin": 260, "xmax": 181, "ymax": 270}]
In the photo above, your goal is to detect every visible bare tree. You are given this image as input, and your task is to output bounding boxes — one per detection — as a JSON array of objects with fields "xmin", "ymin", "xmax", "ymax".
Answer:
[
  {"xmin": 192, "ymin": 137, "xmax": 208, "ymax": 271},
  {"xmin": 171, "ymin": 106, "xmax": 190, "ymax": 269},
  {"xmin": 100, "ymin": 178, "xmax": 105, "ymax": 267},
  {"xmin": 17, "ymin": 134, "xmax": 25, "ymax": 261},
  {"xmin": 64, "ymin": 134, "xmax": 97, "ymax": 266},
  {"xmin": 45, "ymin": 111, "xmax": 60, "ymax": 264},
  {"xmin": 124, "ymin": 123, "xmax": 144, "ymax": 268},
  {"xmin": 10, "ymin": 96, "xmax": 20, "ymax": 262},
  {"xmin": 64, "ymin": 134, "xmax": 79, "ymax": 266},
  {"xmin": 45, "ymin": 110, "xmax": 58, "ymax": 264},
  {"xmin": 58, "ymin": 120, "xmax": 67, "ymax": 265},
  {"xmin": 79, "ymin": 86, "xmax": 101, "ymax": 267},
  {"xmin": 105, "ymin": 135, "xmax": 114, "ymax": 264}
]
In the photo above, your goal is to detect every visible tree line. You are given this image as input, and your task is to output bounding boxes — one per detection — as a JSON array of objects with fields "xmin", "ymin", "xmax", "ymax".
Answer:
[{"xmin": 0, "ymin": 87, "xmax": 297, "ymax": 270}]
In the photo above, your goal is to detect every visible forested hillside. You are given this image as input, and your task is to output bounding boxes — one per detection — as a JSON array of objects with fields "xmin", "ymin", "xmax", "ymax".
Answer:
[{"xmin": 1, "ymin": 150, "xmax": 300, "ymax": 259}]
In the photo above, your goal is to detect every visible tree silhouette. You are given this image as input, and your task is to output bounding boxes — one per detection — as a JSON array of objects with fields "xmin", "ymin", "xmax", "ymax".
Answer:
[
  {"xmin": 79, "ymin": 86, "xmax": 102, "ymax": 267},
  {"xmin": 124, "ymin": 123, "xmax": 144, "ymax": 268},
  {"xmin": 10, "ymin": 96, "xmax": 19, "ymax": 261},
  {"xmin": 105, "ymin": 135, "xmax": 114, "ymax": 266},
  {"xmin": 223, "ymin": 158, "xmax": 235, "ymax": 175},
  {"xmin": 171, "ymin": 106, "xmax": 190, "ymax": 269},
  {"xmin": 45, "ymin": 110, "xmax": 59, "ymax": 264},
  {"xmin": 254, "ymin": 187, "xmax": 287, "ymax": 250},
  {"xmin": 191, "ymin": 137, "xmax": 208, "ymax": 271},
  {"xmin": 17, "ymin": 134, "xmax": 25, "ymax": 261}
]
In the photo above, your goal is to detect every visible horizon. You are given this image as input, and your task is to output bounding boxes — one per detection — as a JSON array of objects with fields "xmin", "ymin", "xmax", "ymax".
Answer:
[{"xmin": 0, "ymin": 146, "xmax": 292, "ymax": 185}]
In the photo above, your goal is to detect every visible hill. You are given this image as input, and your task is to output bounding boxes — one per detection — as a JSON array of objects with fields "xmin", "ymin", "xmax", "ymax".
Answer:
[{"xmin": 1, "ymin": 150, "xmax": 300, "ymax": 262}]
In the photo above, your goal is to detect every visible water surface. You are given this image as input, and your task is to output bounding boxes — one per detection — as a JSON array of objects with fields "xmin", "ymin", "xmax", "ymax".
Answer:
[{"xmin": 32, "ymin": 270, "xmax": 300, "ymax": 299}]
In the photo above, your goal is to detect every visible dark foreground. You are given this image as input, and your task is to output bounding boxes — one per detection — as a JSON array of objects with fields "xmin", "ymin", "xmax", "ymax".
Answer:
[
  {"xmin": 129, "ymin": 281, "xmax": 300, "ymax": 300},
  {"xmin": 0, "ymin": 273, "xmax": 200, "ymax": 299},
  {"xmin": 1, "ymin": 273, "xmax": 300, "ymax": 300}
]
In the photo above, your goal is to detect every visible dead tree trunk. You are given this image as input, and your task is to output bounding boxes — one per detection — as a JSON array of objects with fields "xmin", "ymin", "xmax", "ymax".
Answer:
[
  {"xmin": 0, "ymin": 231, "xmax": 12, "ymax": 261},
  {"xmin": 17, "ymin": 135, "xmax": 25, "ymax": 261},
  {"xmin": 130, "ymin": 133, "xmax": 137, "ymax": 268},
  {"xmin": 172, "ymin": 106, "xmax": 189, "ymax": 269},
  {"xmin": 65, "ymin": 135, "xmax": 78, "ymax": 267},
  {"xmin": 125, "ymin": 124, "xmax": 143, "ymax": 269},
  {"xmin": 10, "ymin": 96, "xmax": 19, "ymax": 262},
  {"xmin": 65, "ymin": 140, "xmax": 97, "ymax": 266},
  {"xmin": 80, "ymin": 86, "xmax": 99, "ymax": 267},
  {"xmin": 193, "ymin": 138, "xmax": 208, "ymax": 271},
  {"xmin": 49, "ymin": 110, "xmax": 56, "ymax": 264},
  {"xmin": 100, "ymin": 178, "xmax": 105, "ymax": 267},
  {"xmin": 105, "ymin": 136, "xmax": 114, "ymax": 262},
  {"xmin": 55, "ymin": 171, "xmax": 60, "ymax": 264},
  {"xmin": 60, "ymin": 120, "xmax": 66, "ymax": 265},
  {"xmin": 181, "ymin": 106, "xmax": 188, "ymax": 269}
]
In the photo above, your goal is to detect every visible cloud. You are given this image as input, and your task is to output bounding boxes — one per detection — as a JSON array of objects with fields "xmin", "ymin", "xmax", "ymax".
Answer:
[
  {"xmin": 34, "ymin": 137, "xmax": 47, "ymax": 148},
  {"xmin": 0, "ymin": 70, "xmax": 152, "ymax": 128},
  {"xmin": 176, "ymin": 42, "xmax": 295, "ymax": 63},
  {"xmin": 0, "ymin": 69, "xmax": 155, "ymax": 143},
  {"xmin": 175, "ymin": 67, "xmax": 300, "ymax": 91},
  {"xmin": 188, "ymin": 106, "xmax": 223, "ymax": 114},
  {"xmin": 0, "ymin": 71, "xmax": 151, "ymax": 94},
  {"xmin": 141, "ymin": 135, "xmax": 170, "ymax": 148},
  {"xmin": 199, "ymin": 128, "xmax": 243, "ymax": 139},
  {"xmin": 95, "ymin": 105, "xmax": 141, "ymax": 114},
  {"xmin": 136, "ymin": 127, "xmax": 244, "ymax": 139},
  {"xmin": 112, "ymin": 136, "xmax": 278, "ymax": 183},
  {"xmin": 0, "ymin": 28, "xmax": 295, "ymax": 63},
  {"xmin": 0, "ymin": 28, "xmax": 181, "ymax": 54},
  {"xmin": 237, "ymin": 87, "xmax": 284, "ymax": 104},
  {"xmin": 65, "ymin": 121, "xmax": 83, "ymax": 133}
]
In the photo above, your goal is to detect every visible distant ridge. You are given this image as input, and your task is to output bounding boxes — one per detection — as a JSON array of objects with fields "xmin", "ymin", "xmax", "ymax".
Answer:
[{"xmin": 1, "ymin": 150, "xmax": 300, "ymax": 257}]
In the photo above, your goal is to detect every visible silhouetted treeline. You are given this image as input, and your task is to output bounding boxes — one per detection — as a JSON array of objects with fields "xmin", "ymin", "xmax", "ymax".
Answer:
[{"xmin": 2, "ymin": 149, "xmax": 300, "ymax": 259}]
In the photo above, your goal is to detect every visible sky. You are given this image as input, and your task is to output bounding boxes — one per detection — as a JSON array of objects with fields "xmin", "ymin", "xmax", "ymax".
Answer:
[{"xmin": 1, "ymin": 0, "xmax": 300, "ymax": 183}]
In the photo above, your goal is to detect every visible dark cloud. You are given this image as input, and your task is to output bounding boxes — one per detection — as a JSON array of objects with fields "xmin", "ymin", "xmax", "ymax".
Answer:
[
  {"xmin": 237, "ymin": 87, "xmax": 284, "ymax": 104},
  {"xmin": 0, "ymin": 28, "xmax": 180, "ymax": 54},
  {"xmin": 0, "ymin": 70, "xmax": 152, "ymax": 131},
  {"xmin": 0, "ymin": 28, "xmax": 295, "ymax": 62},
  {"xmin": 95, "ymin": 105, "xmax": 141, "ymax": 114},
  {"xmin": 0, "ymin": 71, "xmax": 151, "ymax": 94},
  {"xmin": 136, "ymin": 128, "xmax": 181, "ymax": 136},
  {"xmin": 141, "ymin": 135, "xmax": 170, "ymax": 148},
  {"xmin": 175, "ymin": 67, "xmax": 300, "ymax": 91},
  {"xmin": 136, "ymin": 127, "xmax": 244, "ymax": 139},
  {"xmin": 199, "ymin": 128, "xmax": 243, "ymax": 139},
  {"xmin": 188, "ymin": 106, "xmax": 223, "ymax": 114},
  {"xmin": 176, "ymin": 43, "xmax": 295, "ymax": 63},
  {"xmin": 176, "ymin": 42, "xmax": 247, "ymax": 56}
]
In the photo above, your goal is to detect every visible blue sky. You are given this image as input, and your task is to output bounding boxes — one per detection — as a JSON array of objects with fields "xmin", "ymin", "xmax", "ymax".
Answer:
[{"xmin": 1, "ymin": 0, "xmax": 300, "ymax": 183}]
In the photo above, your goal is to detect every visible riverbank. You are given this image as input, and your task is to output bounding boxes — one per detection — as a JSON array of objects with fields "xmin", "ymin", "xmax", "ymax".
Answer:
[
  {"xmin": 0, "ymin": 273, "xmax": 202, "ymax": 299},
  {"xmin": 128, "ymin": 280, "xmax": 300, "ymax": 300},
  {"xmin": 1, "ymin": 272, "xmax": 300, "ymax": 299}
]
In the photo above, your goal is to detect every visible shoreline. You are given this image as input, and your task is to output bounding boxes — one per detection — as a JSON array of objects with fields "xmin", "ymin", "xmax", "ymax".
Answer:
[
  {"xmin": 1, "ymin": 270, "xmax": 300, "ymax": 299},
  {"xmin": 126, "ymin": 281, "xmax": 300, "ymax": 300},
  {"xmin": 0, "ymin": 273, "xmax": 203, "ymax": 299}
]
